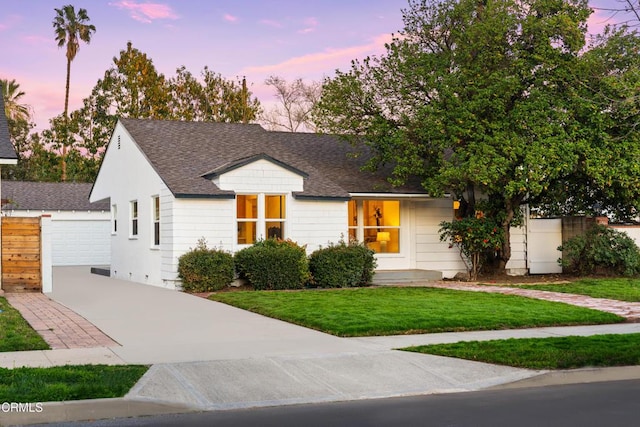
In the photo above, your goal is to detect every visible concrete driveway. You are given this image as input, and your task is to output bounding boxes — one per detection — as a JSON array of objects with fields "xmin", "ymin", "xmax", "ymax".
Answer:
[{"xmin": 49, "ymin": 267, "xmax": 367, "ymax": 364}]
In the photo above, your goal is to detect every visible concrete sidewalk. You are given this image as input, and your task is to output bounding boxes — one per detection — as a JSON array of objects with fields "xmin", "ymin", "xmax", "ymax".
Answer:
[{"xmin": 3, "ymin": 267, "xmax": 640, "ymax": 425}]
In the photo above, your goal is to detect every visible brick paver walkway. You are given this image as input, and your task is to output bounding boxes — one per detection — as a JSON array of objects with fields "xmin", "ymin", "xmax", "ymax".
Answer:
[
  {"xmin": 426, "ymin": 282, "xmax": 640, "ymax": 321},
  {"xmin": 5, "ymin": 293, "xmax": 118, "ymax": 349}
]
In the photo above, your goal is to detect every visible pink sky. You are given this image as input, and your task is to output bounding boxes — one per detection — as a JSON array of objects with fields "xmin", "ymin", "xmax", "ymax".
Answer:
[{"xmin": 0, "ymin": 0, "xmax": 632, "ymax": 132}]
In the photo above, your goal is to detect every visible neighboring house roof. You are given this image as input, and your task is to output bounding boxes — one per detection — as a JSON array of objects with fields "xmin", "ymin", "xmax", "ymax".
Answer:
[
  {"xmin": 2, "ymin": 181, "xmax": 109, "ymax": 211},
  {"xmin": 118, "ymin": 118, "xmax": 426, "ymax": 200},
  {"xmin": 0, "ymin": 84, "xmax": 19, "ymax": 161}
]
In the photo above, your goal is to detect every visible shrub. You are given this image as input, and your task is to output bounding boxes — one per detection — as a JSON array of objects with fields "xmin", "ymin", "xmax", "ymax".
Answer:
[
  {"xmin": 234, "ymin": 239, "xmax": 310, "ymax": 290},
  {"xmin": 559, "ymin": 225, "xmax": 640, "ymax": 277},
  {"xmin": 309, "ymin": 241, "xmax": 377, "ymax": 288},
  {"xmin": 178, "ymin": 238, "xmax": 235, "ymax": 292},
  {"xmin": 439, "ymin": 216, "xmax": 504, "ymax": 280}
]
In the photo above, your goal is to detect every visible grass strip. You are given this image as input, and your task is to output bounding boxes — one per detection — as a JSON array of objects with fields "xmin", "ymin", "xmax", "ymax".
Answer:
[
  {"xmin": 0, "ymin": 365, "xmax": 149, "ymax": 402},
  {"xmin": 209, "ymin": 287, "xmax": 623, "ymax": 337},
  {"xmin": 514, "ymin": 278, "xmax": 640, "ymax": 302},
  {"xmin": 0, "ymin": 297, "xmax": 49, "ymax": 352},
  {"xmin": 402, "ymin": 333, "xmax": 640, "ymax": 369}
]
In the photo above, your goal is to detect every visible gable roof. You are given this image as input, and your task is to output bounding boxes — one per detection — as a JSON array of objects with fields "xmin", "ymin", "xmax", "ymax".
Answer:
[
  {"xmin": 118, "ymin": 118, "xmax": 426, "ymax": 199},
  {"xmin": 2, "ymin": 181, "xmax": 109, "ymax": 211},
  {"xmin": 0, "ymin": 84, "xmax": 19, "ymax": 161}
]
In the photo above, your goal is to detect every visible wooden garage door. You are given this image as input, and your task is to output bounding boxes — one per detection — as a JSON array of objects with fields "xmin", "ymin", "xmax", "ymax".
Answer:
[{"xmin": 1, "ymin": 217, "xmax": 41, "ymax": 292}]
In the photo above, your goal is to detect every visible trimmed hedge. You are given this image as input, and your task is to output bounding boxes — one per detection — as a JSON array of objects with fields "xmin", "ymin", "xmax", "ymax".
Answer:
[
  {"xmin": 178, "ymin": 239, "xmax": 235, "ymax": 292},
  {"xmin": 309, "ymin": 241, "xmax": 377, "ymax": 288},
  {"xmin": 234, "ymin": 239, "xmax": 310, "ymax": 290},
  {"xmin": 559, "ymin": 225, "xmax": 640, "ymax": 277}
]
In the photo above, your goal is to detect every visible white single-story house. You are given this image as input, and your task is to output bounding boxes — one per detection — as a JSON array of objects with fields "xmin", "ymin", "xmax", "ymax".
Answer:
[
  {"xmin": 89, "ymin": 118, "xmax": 529, "ymax": 289},
  {"xmin": 2, "ymin": 181, "xmax": 111, "ymax": 266}
]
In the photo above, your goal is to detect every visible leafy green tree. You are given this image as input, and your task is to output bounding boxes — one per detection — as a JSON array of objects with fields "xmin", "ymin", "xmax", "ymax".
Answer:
[
  {"xmin": 314, "ymin": 0, "xmax": 639, "ymax": 273},
  {"xmin": 53, "ymin": 4, "xmax": 96, "ymax": 181},
  {"xmin": 1, "ymin": 79, "xmax": 35, "ymax": 180}
]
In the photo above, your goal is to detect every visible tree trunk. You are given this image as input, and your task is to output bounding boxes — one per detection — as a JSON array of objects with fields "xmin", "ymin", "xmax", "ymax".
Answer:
[
  {"xmin": 497, "ymin": 198, "xmax": 518, "ymax": 273},
  {"xmin": 62, "ymin": 57, "xmax": 71, "ymax": 182}
]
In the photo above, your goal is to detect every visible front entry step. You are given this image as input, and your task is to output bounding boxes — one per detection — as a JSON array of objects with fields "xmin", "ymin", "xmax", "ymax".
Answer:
[{"xmin": 372, "ymin": 269, "xmax": 442, "ymax": 285}]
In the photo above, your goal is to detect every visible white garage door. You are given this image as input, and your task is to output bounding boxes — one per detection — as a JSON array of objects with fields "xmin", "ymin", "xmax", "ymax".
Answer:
[{"xmin": 51, "ymin": 220, "xmax": 111, "ymax": 266}]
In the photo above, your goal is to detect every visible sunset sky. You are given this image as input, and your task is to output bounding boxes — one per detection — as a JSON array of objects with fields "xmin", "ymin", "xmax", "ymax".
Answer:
[{"xmin": 0, "ymin": 0, "xmax": 631, "ymax": 131}]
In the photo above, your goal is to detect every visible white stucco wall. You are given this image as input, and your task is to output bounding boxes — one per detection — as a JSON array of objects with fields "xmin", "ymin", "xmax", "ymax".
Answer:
[{"xmin": 91, "ymin": 122, "xmax": 166, "ymax": 287}]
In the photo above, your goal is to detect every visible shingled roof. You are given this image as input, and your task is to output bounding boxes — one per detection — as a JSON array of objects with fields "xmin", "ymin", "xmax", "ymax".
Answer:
[
  {"xmin": 0, "ymin": 84, "xmax": 19, "ymax": 162},
  {"xmin": 119, "ymin": 118, "xmax": 426, "ymax": 199},
  {"xmin": 2, "ymin": 181, "xmax": 109, "ymax": 211}
]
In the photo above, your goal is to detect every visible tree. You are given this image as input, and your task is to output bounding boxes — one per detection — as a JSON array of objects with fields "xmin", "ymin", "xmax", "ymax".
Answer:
[
  {"xmin": 314, "ymin": 0, "xmax": 640, "ymax": 274},
  {"xmin": 0, "ymin": 78, "xmax": 32, "ymax": 156},
  {"xmin": 53, "ymin": 4, "xmax": 96, "ymax": 181},
  {"xmin": 260, "ymin": 76, "xmax": 320, "ymax": 132}
]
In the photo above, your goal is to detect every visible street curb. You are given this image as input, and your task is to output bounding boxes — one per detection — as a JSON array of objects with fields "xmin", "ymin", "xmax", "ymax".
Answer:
[
  {"xmin": 0, "ymin": 398, "xmax": 195, "ymax": 426},
  {"xmin": 488, "ymin": 365, "xmax": 640, "ymax": 390},
  {"xmin": 3, "ymin": 366, "xmax": 639, "ymax": 425}
]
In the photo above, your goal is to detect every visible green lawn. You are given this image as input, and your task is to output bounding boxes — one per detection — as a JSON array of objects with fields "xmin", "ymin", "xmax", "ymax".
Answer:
[
  {"xmin": 0, "ymin": 297, "xmax": 49, "ymax": 352},
  {"xmin": 402, "ymin": 333, "xmax": 640, "ymax": 369},
  {"xmin": 515, "ymin": 278, "xmax": 640, "ymax": 302},
  {"xmin": 0, "ymin": 365, "xmax": 149, "ymax": 402},
  {"xmin": 209, "ymin": 287, "xmax": 624, "ymax": 337}
]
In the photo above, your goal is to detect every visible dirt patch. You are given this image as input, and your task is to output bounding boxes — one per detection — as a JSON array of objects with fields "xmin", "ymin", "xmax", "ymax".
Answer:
[{"xmin": 453, "ymin": 273, "xmax": 578, "ymax": 286}]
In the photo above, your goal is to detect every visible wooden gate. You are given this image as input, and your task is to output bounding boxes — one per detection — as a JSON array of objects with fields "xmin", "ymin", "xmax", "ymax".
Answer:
[{"xmin": 1, "ymin": 217, "xmax": 42, "ymax": 292}]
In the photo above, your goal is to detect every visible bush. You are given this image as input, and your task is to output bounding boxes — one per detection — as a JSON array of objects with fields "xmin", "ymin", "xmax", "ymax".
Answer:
[
  {"xmin": 309, "ymin": 241, "xmax": 377, "ymax": 288},
  {"xmin": 559, "ymin": 225, "xmax": 640, "ymax": 277},
  {"xmin": 234, "ymin": 239, "xmax": 310, "ymax": 290},
  {"xmin": 178, "ymin": 239, "xmax": 235, "ymax": 292}
]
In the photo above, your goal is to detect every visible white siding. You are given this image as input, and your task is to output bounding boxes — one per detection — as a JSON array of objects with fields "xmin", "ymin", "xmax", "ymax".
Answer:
[
  {"xmin": 506, "ymin": 223, "xmax": 528, "ymax": 274},
  {"xmin": 214, "ymin": 158, "xmax": 304, "ymax": 193},
  {"xmin": 288, "ymin": 199, "xmax": 348, "ymax": 253},
  {"xmin": 414, "ymin": 198, "xmax": 467, "ymax": 278},
  {"xmin": 91, "ymin": 122, "xmax": 166, "ymax": 287}
]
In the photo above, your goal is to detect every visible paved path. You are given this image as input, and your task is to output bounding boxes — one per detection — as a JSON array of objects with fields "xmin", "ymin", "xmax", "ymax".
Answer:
[
  {"xmin": 425, "ymin": 282, "xmax": 640, "ymax": 321},
  {"xmin": 4, "ymin": 292, "xmax": 117, "ymax": 349}
]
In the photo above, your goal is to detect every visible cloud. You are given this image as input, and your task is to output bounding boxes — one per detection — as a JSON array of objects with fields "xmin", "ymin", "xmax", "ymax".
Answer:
[
  {"xmin": 243, "ymin": 33, "xmax": 393, "ymax": 77},
  {"xmin": 109, "ymin": 1, "xmax": 179, "ymax": 24},
  {"xmin": 298, "ymin": 17, "xmax": 318, "ymax": 34},
  {"xmin": 224, "ymin": 13, "xmax": 238, "ymax": 23}
]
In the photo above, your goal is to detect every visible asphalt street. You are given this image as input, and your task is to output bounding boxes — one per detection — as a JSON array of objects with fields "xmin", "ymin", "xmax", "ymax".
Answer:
[{"xmin": 43, "ymin": 379, "xmax": 640, "ymax": 427}]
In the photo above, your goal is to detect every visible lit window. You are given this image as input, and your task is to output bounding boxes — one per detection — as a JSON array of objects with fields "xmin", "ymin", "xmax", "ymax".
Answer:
[
  {"xmin": 237, "ymin": 194, "xmax": 286, "ymax": 244},
  {"xmin": 265, "ymin": 195, "xmax": 285, "ymax": 239},
  {"xmin": 349, "ymin": 200, "xmax": 400, "ymax": 253},
  {"xmin": 237, "ymin": 194, "xmax": 258, "ymax": 244}
]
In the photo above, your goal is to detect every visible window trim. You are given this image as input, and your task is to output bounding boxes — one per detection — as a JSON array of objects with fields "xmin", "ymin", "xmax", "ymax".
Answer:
[
  {"xmin": 348, "ymin": 199, "xmax": 401, "ymax": 254},
  {"xmin": 111, "ymin": 204, "xmax": 118, "ymax": 235},
  {"xmin": 152, "ymin": 195, "xmax": 160, "ymax": 247},
  {"xmin": 130, "ymin": 200, "xmax": 138, "ymax": 238},
  {"xmin": 236, "ymin": 193, "xmax": 287, "ymax": 246}
]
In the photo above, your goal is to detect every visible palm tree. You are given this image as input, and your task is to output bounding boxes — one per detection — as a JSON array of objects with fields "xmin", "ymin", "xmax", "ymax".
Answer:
[
  {"xmin": 0, "ymin": 79, "xmax": 31, "ymax": 123},
  {"xmin": 53, "ymin": 4, "xmax": 96, "ymax": 181}
]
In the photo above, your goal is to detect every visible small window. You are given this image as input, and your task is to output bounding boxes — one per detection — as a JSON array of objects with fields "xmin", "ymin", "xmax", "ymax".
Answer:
[
  {"xmin": 349, "ymin": 200, "xmax": 401, "ymax": 253},
  {"xmin": 130, "ymin": 200, "xmax": 138, "ymax": 237},
  {"xmin": 112, "ymin": 204, "xmax": 118, "ymax": 234},
  {"xmin": 152, "ymin": 196, "xmax": 160, "ymax": 246}
]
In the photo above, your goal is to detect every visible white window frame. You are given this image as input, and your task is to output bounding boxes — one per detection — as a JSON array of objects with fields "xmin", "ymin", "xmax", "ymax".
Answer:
[
  {"xmin": 130, "ymin": 200, "xmax": 138, "ymax": 238},
  {"xmin": 348, "ymin": 199, "xmax": 401, "ymax": 254},
  {"xmin": 111, "ymin": 204, "xmax": 118, "ymax": 235},
  {"xmin": 236, "ymin": 193, "xmax": 286, "ymax": 246},
  {"xmin": 151, "ymin": 195, "xmax": 160, "ymax": 247}
]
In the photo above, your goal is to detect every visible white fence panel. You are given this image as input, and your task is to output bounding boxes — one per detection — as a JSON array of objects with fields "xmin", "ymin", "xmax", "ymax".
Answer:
[{"xmin": 528, "ymin": 219, "xmax": 563, "ymax": 274}]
